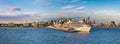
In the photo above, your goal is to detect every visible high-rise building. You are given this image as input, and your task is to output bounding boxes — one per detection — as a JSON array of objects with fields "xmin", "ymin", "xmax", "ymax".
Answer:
[
  {"xmin": 38, "ymin": 21, "xmax": 46, "ymax": 27},
  {"xmin": 93, "ymin": 20, "xmax": 96, "ymax": 24},
  {"xmin": 111, "ymin": 21, "xmax": 117, "ymax": 27},
  {"xmin": 86, "ymin": 17, "xmax": 90, "ymax": 24},
  {"xmin": 83, "ymin": 18, "xmax": 86, "ymax": 22},
  {"xmin": 8, "ymin": 22, "xmax": 14, "ymax": 27},
  {"xmin": 23, "ymin": 21, "xmax": 29, "ymax": 27},
  {"xmin": 87, "ymin": 17, "xmax": 90, "ymax": 21},
  {"xmin": 32, "ymin": 22, "xmax": 38, "ymax": 27},
  {"xmin": 79, "ymin": 19, "xmax": 84, "ymax": 23}
]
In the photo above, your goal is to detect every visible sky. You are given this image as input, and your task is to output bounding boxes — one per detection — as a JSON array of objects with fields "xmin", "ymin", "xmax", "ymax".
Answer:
[{"xmin": 0, "ymin": 0, "xmax": 120, "ymax": 23}]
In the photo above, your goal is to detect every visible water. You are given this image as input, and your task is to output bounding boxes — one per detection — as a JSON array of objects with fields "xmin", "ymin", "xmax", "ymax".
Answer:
[{"xmin": 0, "ymin": 27, "xmax": 120, "ymax": 44}]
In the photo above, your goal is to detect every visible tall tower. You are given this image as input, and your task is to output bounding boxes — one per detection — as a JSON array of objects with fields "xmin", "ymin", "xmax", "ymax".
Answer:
[
  {"xmin": 83, "ymin": 18, "xmax": 86, "ymax": 22},
  {"xmin": 87, "ymin": 17, "xmax": 90, "ymax": 22},
  {"xmin": 86, "ymin": 17, "xmax": 90, "ymax": 24},
  {"xmin": 93, "ymin": 20, "xmax": 96, "ymax": 24}
]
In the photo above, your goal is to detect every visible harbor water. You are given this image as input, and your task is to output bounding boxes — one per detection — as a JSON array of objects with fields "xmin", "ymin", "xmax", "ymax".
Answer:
[{"xmin": 0, "ymin": 27, "xmax": 120, "ymax": 44}]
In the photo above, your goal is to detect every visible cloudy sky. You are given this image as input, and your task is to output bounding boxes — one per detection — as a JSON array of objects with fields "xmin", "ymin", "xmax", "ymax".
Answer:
[{"xmin": 0, "ymin": 0, "xmax": 120, "ymax": 23}]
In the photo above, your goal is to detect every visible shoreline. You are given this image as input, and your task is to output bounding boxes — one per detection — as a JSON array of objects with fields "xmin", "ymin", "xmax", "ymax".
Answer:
[{"xmin": 0, "ymin": 26, "xmax": 120, "ymax": 28}]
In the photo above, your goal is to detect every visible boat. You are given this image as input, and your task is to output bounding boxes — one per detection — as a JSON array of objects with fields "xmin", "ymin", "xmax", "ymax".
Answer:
[
  {"xmin": 62, "ymin": 23, "xmax": 91, "ymax": 32},
  {"xmin": 47, "ymin": 22, "xmax": 91, "ymax": 32}
]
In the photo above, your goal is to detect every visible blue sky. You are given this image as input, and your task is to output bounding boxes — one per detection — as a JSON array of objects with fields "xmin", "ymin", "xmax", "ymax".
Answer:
[{"xmin": 0, "ymin": 0, "xmax": 120, "ymax": 23}]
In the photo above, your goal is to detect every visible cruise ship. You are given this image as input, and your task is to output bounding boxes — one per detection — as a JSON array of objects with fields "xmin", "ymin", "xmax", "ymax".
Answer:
[
  {"xmin": 47, "ymin": 23, "xmax": 91, "ymax": 32},
  {"xmin": 47, "ymin": 18, "xmax": 91, "ymax": 32}
]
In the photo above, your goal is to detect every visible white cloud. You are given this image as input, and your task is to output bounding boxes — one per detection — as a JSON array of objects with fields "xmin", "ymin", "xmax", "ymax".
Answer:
[
  {"xmin": 0, "ymin": 12, "xmax": 15, "ymax": 16},
  {"xmin": 42, "ymin": 10, "xmax": 120, "ymax": 23},
  {"xmin": 93, "ymin": 10, "xmax": 119, "ymax": 15},
  {"xmin": 60, "ymin": 6, "xmax": 85, "ymax": 13},
  {"xmin": 0, "ymin": 11, "xmax": 42, "ymax": 23},
  {"xmin": 7, "ymin": 7, "xmax": 21, "ymax": 12},
  {"xmin": 0, "ymin": 11, "xmax": 38, "ymax": 16},
  {"xmin": 86, "ymin": 10, "xmax": 120, "ymax": 23},
  {"xmin": 1, "ymin": 9, "xmax": 120, "ymax": 23},
  {"xmin": 73, "ymin": 6, "xmax": 85, "ymax": 11},
  {"xmin": 61, "ymin": 5, "xmax": 74, "ymax": 10},
  {"xmin": 0, "ymin": 9, "xmax": 3, "ymax": 12}
]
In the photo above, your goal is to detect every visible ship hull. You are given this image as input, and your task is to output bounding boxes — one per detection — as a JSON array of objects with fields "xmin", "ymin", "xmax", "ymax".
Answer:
[
  {"xmin": 67, "ymin": 27, "xmax": 91, "ymax": 32},
  {"xmin": 47, "ymin": 26, "xmax": 91, "ymax": 32}
]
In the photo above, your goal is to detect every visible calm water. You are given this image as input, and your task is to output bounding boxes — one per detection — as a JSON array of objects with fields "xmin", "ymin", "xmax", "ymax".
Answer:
[{"xmin": 0, "ymin": 27, "xmax": 120, "ymax": 44}]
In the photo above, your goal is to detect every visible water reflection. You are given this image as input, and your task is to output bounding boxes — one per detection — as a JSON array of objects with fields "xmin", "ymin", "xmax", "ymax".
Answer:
[{"xmin": 0, "ymin": 28, "xmax": 120, "ymax": 44}]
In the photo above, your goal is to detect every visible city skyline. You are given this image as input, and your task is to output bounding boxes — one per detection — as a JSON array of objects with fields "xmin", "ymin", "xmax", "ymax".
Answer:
[{"xmin": 0, "ymin": 0, "xmax": 120, "ymax": 23}]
